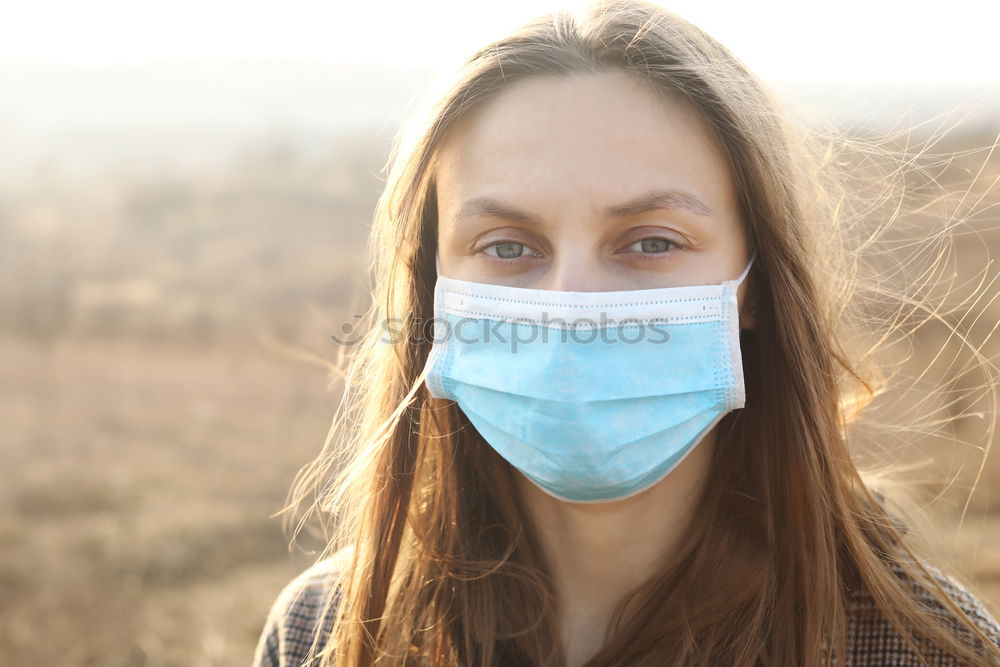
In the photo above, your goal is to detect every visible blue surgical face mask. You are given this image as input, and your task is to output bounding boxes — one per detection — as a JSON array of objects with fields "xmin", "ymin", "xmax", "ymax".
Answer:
[{"xmin": 420, "ymin": 252, "xmax": 756, "ymax": 503}]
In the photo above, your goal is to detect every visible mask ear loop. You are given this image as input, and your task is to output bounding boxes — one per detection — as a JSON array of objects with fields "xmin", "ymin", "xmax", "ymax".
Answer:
[
  {"xmin": 734, "ymin": 250, "xmax": 757, "ymax": 287},
  {"xmin": 422, "ymin": 251, "xmax": 449, "ymax": 398},
  {"xmin": 726, "ymin": 250, "xmax": 756, "ymax": 410}
]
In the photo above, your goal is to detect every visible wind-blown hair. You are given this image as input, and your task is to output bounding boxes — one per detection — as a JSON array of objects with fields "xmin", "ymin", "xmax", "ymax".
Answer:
[{"xmin": 276, "ymin": 1, "xmax": 1000, "ymax": 664}]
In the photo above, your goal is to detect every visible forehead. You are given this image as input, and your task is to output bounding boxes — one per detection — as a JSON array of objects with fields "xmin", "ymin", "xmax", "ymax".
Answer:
[{"xmin": 434, "ymin": 70, "xmax": 736, "ymax": 215}]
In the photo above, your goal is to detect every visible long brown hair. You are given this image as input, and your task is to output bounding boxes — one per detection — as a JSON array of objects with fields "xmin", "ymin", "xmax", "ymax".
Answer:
[{"xmin": 277, "ymin": 1, "xmax": 1000, "ymax": 664}]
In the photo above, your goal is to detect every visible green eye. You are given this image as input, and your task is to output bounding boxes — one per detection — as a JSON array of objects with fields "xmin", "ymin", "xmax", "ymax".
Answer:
[
  {"xmin": 486, "ymin": 242, "xmax": 526, "ymax": 258},
  {"xmin": 626, "ymin": 238, "xmax": 677, "ymax": 254}
]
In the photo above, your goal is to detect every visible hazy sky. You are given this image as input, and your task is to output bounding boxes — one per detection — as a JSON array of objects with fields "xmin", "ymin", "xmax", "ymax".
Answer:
[{"xmin": 3, "ymin": 1, "xmax": 998, "ymax": 84}]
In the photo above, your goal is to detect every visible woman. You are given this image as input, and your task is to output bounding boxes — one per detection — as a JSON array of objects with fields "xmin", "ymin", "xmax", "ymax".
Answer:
[{"xmin": 253, "ymin": 1, "xmax": 1000, "ymax": 664}]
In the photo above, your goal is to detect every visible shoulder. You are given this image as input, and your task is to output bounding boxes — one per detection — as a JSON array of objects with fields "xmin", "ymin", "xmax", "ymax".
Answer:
[
  {"xmin": 252, "ymin": 547, "xmax": 351, "ymax": 667},
  {"xmin": 845, "ymin": 559, "xmax": 1000, "ymax": 665}
]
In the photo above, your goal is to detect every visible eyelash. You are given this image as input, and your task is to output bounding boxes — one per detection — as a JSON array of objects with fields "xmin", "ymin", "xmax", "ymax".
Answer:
[{"xmin": 478, "ymin": 236, "xmax": 684, "ymax": 262}]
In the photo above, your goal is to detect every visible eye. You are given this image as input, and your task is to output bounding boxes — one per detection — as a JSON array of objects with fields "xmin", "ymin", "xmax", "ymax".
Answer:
[
  {"xmin": 623, "ymin": 237, "xmax": 681, "ymax": 254},
  {"xmin": 481, "ymin": 241, "xmax": 539, "ymax": 260}
]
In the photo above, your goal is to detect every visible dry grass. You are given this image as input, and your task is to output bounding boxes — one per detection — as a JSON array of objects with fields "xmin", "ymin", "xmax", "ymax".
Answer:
[{"xmin": 0, "ymin": 334, "xmax": 339, "ymax": 665}]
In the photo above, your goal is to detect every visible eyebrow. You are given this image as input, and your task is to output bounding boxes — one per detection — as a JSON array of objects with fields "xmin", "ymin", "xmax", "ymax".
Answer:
[{"xmin": 454, "ymin": 188, "xmax": 713, "ymax": 226}]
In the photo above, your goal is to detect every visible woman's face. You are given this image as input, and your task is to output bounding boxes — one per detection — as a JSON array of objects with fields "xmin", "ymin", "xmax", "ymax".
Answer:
[{"xmin": 434, "ymin": 69, "xmax": 756, "ymax": 329}]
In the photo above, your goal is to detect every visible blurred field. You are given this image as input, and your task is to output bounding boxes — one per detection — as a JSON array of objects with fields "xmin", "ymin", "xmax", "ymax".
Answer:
[
  {"xmin": 0, "ymin": 335, "xmax": 336, "ymax": 664},
  {"xmin": 0, "ymin": 120, "xmax": 389, "ymax": 664},
  {"xmin": 1, "ymin": 70, "xmax": 999, "ymax": 664}
]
